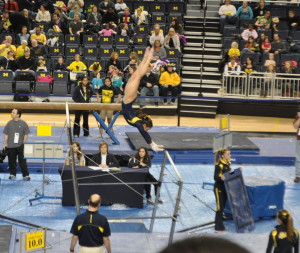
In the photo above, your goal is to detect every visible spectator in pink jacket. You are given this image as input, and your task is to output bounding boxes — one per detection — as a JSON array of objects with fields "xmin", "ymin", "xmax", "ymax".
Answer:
[
  {"xmin": 241, "ymin": 24, "xmax": 258, "ymax": 41},
  {"xmin": 99, "ymin": 23, "xmax": 117, "ymax": 36}
]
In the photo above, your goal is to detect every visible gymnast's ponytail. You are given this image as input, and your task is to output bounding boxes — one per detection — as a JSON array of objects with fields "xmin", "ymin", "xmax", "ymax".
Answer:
[
  {"xmin": 215, "ymin": 148, "xmax": 229, "ymax": 165},
  {"xmin": 277, "ymin": 209, "xmax": 295, "ymax": 242},
  {"xmin": 136, "ymin": 109, "xmax": 153, "ymax": 128}
]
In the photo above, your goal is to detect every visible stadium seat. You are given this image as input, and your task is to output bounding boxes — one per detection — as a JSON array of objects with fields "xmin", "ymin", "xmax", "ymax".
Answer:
[
  {"xmin": 149, "ymin": 2, "xmax": 166, "ymax": 13},
  {"xmin": 0, "ymin": 70, "xmax": 14, "ymax": 94},
  {"xmin": 167, "ymin": 13, "xmax": 183, "ymax": 24},
  {"xmin": 83, "ymin": 35, "xmax": 99, "ymax": 46},
  {"xmin": 52, "ymin": 71, "xmax": 68, "ymax": 95},
  {"xmin": 134, "ymin": 25, "xmax": 150, "ymax": 36},
  {"xmin": 83, "ymin": 46, "xmax": 98, "ymax": 60},
  {"xmin": 133, "ymin": 36, "xmax": 147, "ymax": 46},
  {"xmin": 49, "ymin": 46, "xmax": 65, "ymax": 58},
  {"xmin": 277, "ymin": 21, "xmax": 289, "ymax": 31},
  {"xmin": 65, "ymin": 35, "xmax": 80, "ymax": 46},
  {"xmin": 278, "ymin": 30, "xmax": 289, "ymax": 41},
  {"xmin": 133, "ymin": 2, "xmax": 150, "ymax": 12},
  {"xmin": 167, "ymin": 2, "xmax": 184, "ymax": 14},
  {"xmin": 151, "ymin": 12, "xmax": 166, "ymax": 24},
  {"xmin": 293, "ymin": 31, "xmax": 300, "ymax": 42},
  {"xmin": 166, "ymin": 48, "xmax": 180, "ymax": 59},
  {"xmin": 132, "ymin": 47, "xmax": 145, "ymax": 58},
  {"xmin": 35, "ymin": 82, "xmax": 51, "ymax": 95},
  {"xmin": 115, "ymin": 48, "xmax": 130, "ymax": 59},
  {"xmin": 54, "ymin": 34, "xmax": 65, "ymax": 45},
  {"xmin": 98, "ymin": 36, "xmax": 113, "ymax": 48},
  {"xmin": 65, "ymin": 46, "xmax": 80, "ymax": 58},
  {"xmin": 239, "ymin": 18, "xmax": 255, "ymax": 28},
  {"xmin": 114, "ymin": 35, "xmax": 129, "ymax": 48},
  {"xmin": 223, "ymin": 27, "xmax": 239, "ymax": 38},
  {"xmin": 270, "ymin": 8, "xmax": 287, "ymax": 18},
  {"xmin": 35, "ymin": 22, "xmax": 49, "ymax": 33},
  {"xmin": 98, "ymin": 47, "xmax": 114, "ymax": 59}
]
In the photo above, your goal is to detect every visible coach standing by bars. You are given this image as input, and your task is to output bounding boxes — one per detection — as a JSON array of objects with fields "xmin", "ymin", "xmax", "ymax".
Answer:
[
  {"xmin": 72, "ymin": 76, "xmax": 93, "ymax": 138},
  {"xmin": 293, "ymin": 106, "xmax": 300, "ymax": 183},
  {"xmin": 2, "ymin": 108, "xmax": 30, "ymax": 180},
  {"xmin": 70, "ymin": 194, "xmax": 112, "ymax": 253}
]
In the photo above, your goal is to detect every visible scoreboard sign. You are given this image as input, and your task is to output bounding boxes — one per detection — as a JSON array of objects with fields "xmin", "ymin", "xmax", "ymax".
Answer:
[{"xmin": 25, "ymin": 230, "xmax": 45, "ymax": 251}]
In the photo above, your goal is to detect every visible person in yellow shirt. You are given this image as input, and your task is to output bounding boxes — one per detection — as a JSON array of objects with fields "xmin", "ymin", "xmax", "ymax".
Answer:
[
  {"xmin": 30, "ymin": 27, "xmax": 47, "ymax": 45},
  {"xmin": 159, "ymin": 63, "xmax": 181, "ymax": 105},
  {"xmin": 67, "ymin": 54, "xmax": 87, "ymax": 86},
  {"xmin": 16, "ymin": 40, "xmax": 30, "ymax": 58},
  {"xmin": 228, "ymin": 41, "xmax": 240, "ymax": 58},
  {"xmin": 0, "ymin": 35, "xmax": 16, "ymax": 57},
  {"xmin": 89, "ymin": 61, "xmax": 102, "ymax": 75}
]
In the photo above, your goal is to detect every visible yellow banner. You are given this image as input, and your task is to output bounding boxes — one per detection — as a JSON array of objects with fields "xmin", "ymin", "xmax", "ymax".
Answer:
[{"xmin": 25, "ymin": 230, "xmax": 45, "ymax": 251}]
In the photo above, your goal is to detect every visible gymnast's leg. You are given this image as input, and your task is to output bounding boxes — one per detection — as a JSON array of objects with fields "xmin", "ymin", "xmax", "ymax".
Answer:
[{"xmin": 123, "ymin": 47, "xmax": 154, "ymax": 104}]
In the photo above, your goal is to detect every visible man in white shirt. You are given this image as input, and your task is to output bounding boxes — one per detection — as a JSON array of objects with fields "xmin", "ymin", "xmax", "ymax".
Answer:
[{"xmin": 218, "ymin": 0, "xmax": 237, "ymax": 32}]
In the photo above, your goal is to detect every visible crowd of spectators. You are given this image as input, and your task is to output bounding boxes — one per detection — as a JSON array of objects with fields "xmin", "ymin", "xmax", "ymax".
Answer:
[
  {"xmin": 0, "ymin": 0, "xmax": 184, "ymax": 106},
  {"xmin": 220, "ymin": 0, "xmax": 300, "ymax": 97}
]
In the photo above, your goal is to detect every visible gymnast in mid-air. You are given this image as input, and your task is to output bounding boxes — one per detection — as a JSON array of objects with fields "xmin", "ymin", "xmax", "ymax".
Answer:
[{"xmin": 122, "ymin": 47, "xmax": 164, "ymax": 152}]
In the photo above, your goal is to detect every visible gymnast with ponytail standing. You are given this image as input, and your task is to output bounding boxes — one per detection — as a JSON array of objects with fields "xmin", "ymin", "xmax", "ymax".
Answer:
[
  {"xmin": 266, "ymin": 209, "xmax": 299, "ymax": 253},
  {"xmin": 122, "ymin": 47, "xmax": 164, "ymax": 152}
]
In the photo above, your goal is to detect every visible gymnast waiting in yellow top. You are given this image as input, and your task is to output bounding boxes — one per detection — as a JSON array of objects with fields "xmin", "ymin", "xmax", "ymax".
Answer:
[{"xmin": 122, "ymin": 47, "xmax": 164, "ymax": 152}]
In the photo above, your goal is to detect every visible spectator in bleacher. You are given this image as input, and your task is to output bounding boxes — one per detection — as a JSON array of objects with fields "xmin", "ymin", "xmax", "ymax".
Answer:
[
  {"xmin": 33, "ymin": 0, "xmax": 54, "ymax": 13},
  {"xmin": 0, "ymin": 36, "xmax": 16, "ymax": 57},
  {"xmin": 35, "ymin": 4, "xmax": 51, "ymax": 22},
  {"xmin": 261, "ymin": 36, "xmax": 271, "ymax": 53},
  {"xmin": 149, "ymin": 24, "xmax": 165, "ymax": 46},
  {"xmin": 140, "ymin": 65, "xmax": 159, "ymax": 108},
  {"xmin": 115, "ymin": 0, "xmax": 127, "ymax": 14},
  {"xmin": 287, "ymin": 10, "xmax": 299, "ymax": 37},
  {"xmin": 280, "ymin": 61, "xmax": 297, "ymax": 97},
  {"xmin": 16, "ymin": 40, "xmax": 30, "ymax": 59},
  {"xmin": 0, "ymin": 51, "xmax": 17, "ymax": 71},
  {"xmin": 241, "ymin": 36, "xmax": 260, "ymax": 54},
  {"xmin": 262, "ymin": 64, "xmax": 276, "ymax": 97},
  {"xmin": 257, "ymin": 32, "xmax": 266, "ymax": 51},
  {"xmin": 224, "ymin": 56, "xmax": 241, "ymax": 75},
  {"xmin": 255, "ymin": 10, "xmax": 271, "ymax": 30},
  {"xmin": 89, "ymin": 61, "xmax": 102, "ymax": 75},
  {"xmin": 99, "ymin": 23, "xmax": 117, "ymax": 36},
  {"xmin": 36, "ymin": 59, "xmax": 47, "ymax": 71},
  {"xmin": 67, "ymin": 54, "xmax": 87, "ymax": 73},
  {"xmin": 30, "ymin": 26, "xmax": 47, "ymax": 45},
  {"xmin": 253, "ymin": 0, "xmax": 268, "ymax": 18},
  {"xmin": 117, "ymin": 23, "xmax": 131, "ymax": 37},
  {"xmin": 2, "ymin": 10, "xmax": 29, "ymax": 33},
  {"xmin": 48, "ymin": 13, "xmax": 68, "ymax": 36},
  {"xmin": 99, "ymin": 0, "xmax": 115, "ymax": 15},
  {"xmin": 242, "ymin": 56, "xmax": 257, "ymax": 74},
  {"xmin": 92, "ymin": 72, "xmax": 103, "ymax": 91},
  {"xmin": 30, "ymin": 39, "xmax": 47, "ymax": 58},
  {"xmin": 96, "ymin": 77, "xmax": 121, "ymax": 136},
  {"xmin": 68, "ymin": 13, "xmax": 84, "ymax": 35},
  {"xmin": 228, "ymin": 41, "xmax": 240, "ymax": 58},
  {"xmin": 102, "ymin": 7, "xmax": 119, "ymax": 28},
  {"xmin": 54, "ymin": 5, "xmax": 68, "ymax": 24},
  {"xmin": 264, "ymin": 53, "xmax": 276, "ymax": 67},
  {"xmin": 106, "ymin": 52, "xmax": 122, "ymax": 72},
  {"xmin": 112, "ymin": 70, "xmax": 123, "ymax": 93},
  {"xmin": 68, "ymin": 5, "xmax": 83, "ymax": 21},
  {"xmin": 159, "ymin": 63, "xmax": 181, "ymax": 105},
  {"xmin": 67, "ymin": 0, "xmax": 84, "ymax": 13},
  {"xmin": 153, "ymin": 40, "xmax": 167, "ymax": 60},
  {"xmin": 4, "ymin": 0, "xmax": 19, "ymax": 12},
  {"xmin": 16, "ymin": 49, "xmax": 36, "ymax": 70},
  {"xmin": 218, "ymin": 0, "xmax": 236, "ymax": 32},
  {"xmin": 170, "ymin": 19, "xmax": 184, "ymax": 35},
  {"xmin": 164, "ymin": 28, "xmax": 181, "ymax": 52},
  {"xmin": 241, "ymin": 24, "xmax": 258, "ymax": 41},
  {"xmin": 21, "ymin": 9, "xmax": 35, "ymax": 28},
  {"xmin": 271, "ymin": 33, "xmax": 285, "ymax": 54},
  {"xmin": 236, "ymin": 1, "xmax": 253, "ymax": 19},
  {"xmin": 53, "ymin": 56, "xmax": 67, "ymax": 71},
  {"xmin": 18, "ymin": 26, "xmax": 30, "ymax": 44},
  {"xmin": 128, "ymin": 52, "xmax": 141, "ymax": 66},
  {"xmin": 132, "ymin": 8, "xmax": 149, "ymax": 26},
  {"xmin": 72, "ymin": 76, "xmax": 93, "ymax": 138},
  {"xmin": 119, "ymin": 7, "xmax": 132, "ymax": 25},
  {"xmin": 86, "ymin": 6, "xmax": 102, "ymax": 32}
]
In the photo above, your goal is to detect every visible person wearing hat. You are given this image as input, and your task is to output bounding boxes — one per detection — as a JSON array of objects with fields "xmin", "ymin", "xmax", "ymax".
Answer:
[
  {"xmin": 159, "ymin": 63, "xmax": 181, "ymax": 105},
  {"xmin": 293, "ymin": 105, "xmax": 300, "ymax": 183}
]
